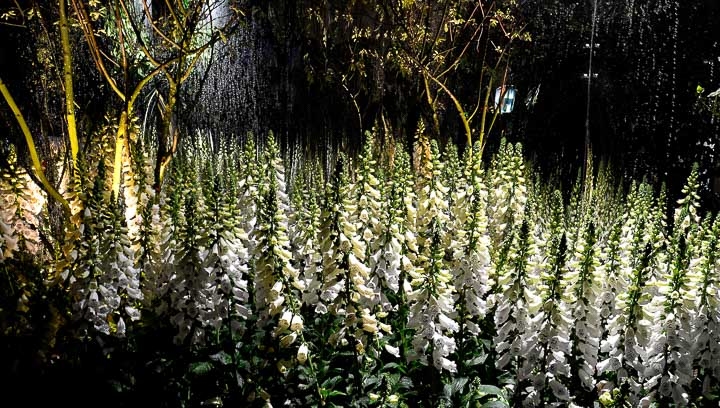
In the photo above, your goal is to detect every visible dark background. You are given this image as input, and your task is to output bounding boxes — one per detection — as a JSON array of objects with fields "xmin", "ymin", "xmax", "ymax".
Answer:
[{"xmin": 2, "ymin": 0, "xmax": 720, "ymax": 205}]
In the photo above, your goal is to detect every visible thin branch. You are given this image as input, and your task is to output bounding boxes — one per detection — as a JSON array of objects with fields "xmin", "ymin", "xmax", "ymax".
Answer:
[
  {"xmin": 468, "ymin": 37, "xmax": 490, "ymax": 122},
  {"xmin": 0, "ymin": 76, "xmax": 70, "ymax": 215},
  {"xmin": 180, "ymin": 42, "xmax": 211, "ymax": 83},
  {"xmin": 163, "ymin": 0, "xmax": 182, "ymax": 27},
  {"xmin": 342, "ymin": 77, "xmax": 363, "ymax": 138},
  {"xmin": 118, "ymin": 0, "xmax": 163, "ymax": 67},
  {"xmin": 141, "ymin": 0, "xmax": 182, "ymax": 51},
  {"xmin": 424, "ymin": 68, "xmax": 472, "ymax": 149},
  {"xmin": 72, "ymin": 0, "xmax": 126, "ymax": 101},
  {"xmin": 0, "ymin": 21, "xmax": 27, "ymax": 28},
  {"xmin": 59, "ymin": 0, "xmax": 79, "ymax": 169},
  {"xmin": 423, "ymin": 74, "xmax": 441, "ymax": 138},
  {"xmin": 113, "ymin": 0, "xmax": 128, "ymax": 94}
]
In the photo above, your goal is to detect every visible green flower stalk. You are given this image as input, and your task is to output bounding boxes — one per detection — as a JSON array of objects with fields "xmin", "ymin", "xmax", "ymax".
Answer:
[
  {"xmin": 597, "ymin": 181, "xmax": 660, "ymax": 405},
  {"xmin": 200, "ymin": 154, "xmax": 251, "ymax": 337},
  {"xmin": 252, "ymin": 135, "xmax": 305, "ymax": 331},
  {"xmin": 318, "ymin": 154, "xmax": 388, "ymax": 355},
  {"xmin": 165, "ymin": 154, "xmax": 211, "ymax": 345},
  {"xmin": 373, "ymin": 145, "xmax": 416, "ymax": 363},
  {"xmin": 238, "ymin": 138, "xmax": 261, "ymax": 255},
  {"xmin": 565, "ymin": 222, "xmax": 602, "ymax": 405},
  {"xmin": 289, "ymin": 165, "xmax": 323, "ymax": 309},
  {"xmin": 644, "ymin": 165, "xmax": 702, "ymax": 406},
  {"xmin": 152, "ymin": 156, "xmax": 185, "ymax": 315},
  {"xmin": 523, "ymin": 191, "xmax": 574, "ymax": 406},
  {"xmin": 99, "ymin": 194, "xmax": 143, "ymax": 336},
  {"xmin": 450, "ymin": 141, "xmax": 491, "ymax": 375},
  {"xmin": 691, "ymin": 215, "xmax": 720, "ymax": 398},
  {"xmin": 486, "ymin": 140, "xmax": 527, "ymax": 252},
  {"xmin": 247, "ymin": 135, "xmax": 312, "ymax": 403},
  {"xmin": 597, "ymin": 221, "xmax": 624, "ymax": 346},
  {"xmin": 0, "ymin": 146, "xmax": 48, "ymax": 334},
  {"xmin": 354, "ymin": 132, "xmax": 384, "ymax": 309},
  {"xmin": 493, "ymin": 217, "xmax": 542, "ymax": 404},
  {"xmin": 598, "ymin": 242, "xmax": 655, "ymax": 407},
  {"xmin": 442, "ymin": 142, "xmax": 464, "ymax": 211},
  {"xmin": 68, "ymin": 160, "xmax": 108, "ymax": 332},
  {"xmin": 125, "ymin": 138, "xmax": 160, "ymax": 303},
  {"xmin": 406, "ymin": 140, "xmax": 459, "ymax": 374},
  {"xmin": 0, "ymin": 146, "xmax": 44, "ymax": 260}
]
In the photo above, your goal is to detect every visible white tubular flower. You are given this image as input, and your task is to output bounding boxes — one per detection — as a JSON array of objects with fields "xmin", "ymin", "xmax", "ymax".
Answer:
[
  {"xmin": 438, "ymin": 313, "xmax": 459, "ymax": 332},
  {"xmin": 270, "ymin": 280, "xmax": 284, "ymax": 297},
  {"xmin": 278, "ymin": 310, "xmax": 293, "ymax": 330},
  {"xmin": 433, "ymin": 356, "xmax": 457, "ymax": 373},
  {"xmin": 361, "ymin": 309, "xmax": 378, "ymax": 330},
  {"xmin": 384, "ymin": 344, "xmax": 400, "ymax": 358},
  {"xmin": 125, "ymin": 306, "xmax": 141, "ymax": 321},
  {"xmin": 548, "ymin": 379, "xmax": 571, "ymax": 401},
  {"xmin": 320, "ymin": 279, "xmax": 343, "ymax": 304},
  {"xmin": 280, "ymin": 332, "xmax": 298, "ymax": 348},
  {"xmin": 297, "ymin": 343, "xmax": 309, "ymax": 364},
  {"xmin": 290, "ymin": 314, "xmax": 303, "ymax": 331},
  {"xmin": 116, "ymin": 317, "xmax": 126, "ymax": 337}
]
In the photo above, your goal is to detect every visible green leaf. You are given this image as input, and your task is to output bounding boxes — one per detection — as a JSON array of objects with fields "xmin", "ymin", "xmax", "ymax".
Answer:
[
  {"xmin": 467, "ymin": 353, "xmax": 488, "ymax": 366},
  {"xmin": 363, "ymin": 375, "xmax": 380, "ymax": 388},
  {"xmin": 452, "ymin": 377, "xmax": 469, "ymax": 395},
  {"xmin": 322, "ymin": 376, "xmax": 343, "ymax": 388},
  {"xmin": 476, "ymin": 385, "xmax": 504, "ymax": 397},
  {"xmin": 381, "ymin": 362, "xmax": 406, "ymax": 373},
  {"xmin": 321, "ymin": 388, "xmax": 348, "ymax": 398},
  {"xmin": 398, "ymin": 376, "xmax": 414, "ymax": 389},
  {"xmin": 443, "ymin": 383, "xmax": 454, "ymax": 398},
  {"xmin": 481, "ymin": 401, "xmax": 509, "ymax": 408},
  {"xmin": 189, "ymin": 361, "xmax": 213, "ymax": 376}
]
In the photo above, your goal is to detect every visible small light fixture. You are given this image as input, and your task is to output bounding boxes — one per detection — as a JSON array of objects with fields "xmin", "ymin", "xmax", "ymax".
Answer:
[{"xmin": 494, "ymin": 85, "xmax": 516, "ymax": 114}]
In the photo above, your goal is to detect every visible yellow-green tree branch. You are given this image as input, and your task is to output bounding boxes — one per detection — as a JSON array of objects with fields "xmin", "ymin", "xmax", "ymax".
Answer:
[
  {"xmin": 111, "ymin": 111, "xmax": 128, "ymax": 197},
  {"xmin": 71, "ymin": 0, "xmax": 126, "ymax": 102},
  {"xmin": 59, "ymin": 0, "xmax": 78, "ymax": 168},
  {"xmin": 477, "ymin": 76, "xmax": 493, "ymax": 155},
  {"xmin": 423, "ymin": 75, "xmax": 441, "ymax": 138},
  {"xmin": 0, "ymin": 76, "xmax": 71, "ymax": 216},
  {"xmin": 425, "ymin": 70, "xmax": 473, "ymax": 152}
]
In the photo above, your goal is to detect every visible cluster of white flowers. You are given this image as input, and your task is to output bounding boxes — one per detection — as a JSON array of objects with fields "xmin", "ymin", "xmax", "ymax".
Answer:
[
  {"xmin": 451, "ymin": 143, "xmax": 491, "ymax": 328},
  {"xmin": 0, "ymin": 149, "xmax": 45, "ymax": 260},
  {"xmin": 252, "ymin": 137, "xmax": 306, "ymax": 353},
  {"xmin": 372, "ymin": 147, "xmax": 416, "ymax": 303},
  {"xmin": 486, "ymin": 141, "xmax": 527, "ymax": 250},
  {"xmin": 99, "ymin": 202, "xmax": 144, "ymax": 336},
  {"xmin": 354, "ymin": 134, "xmax": 386, "ymax": 311},
  {"xmin": 317, "ymin": 155, "xmax": 392, "ymax": 358},
  {"xmin": 13, "ymin": 132, "xmax": 720, "ymax": 406},
  {"xmin": 406, "ymin": 141, "xmax": 459, "ymax": 373},
  {"xmin": 564, "ymin": 224, "xmax": 602, "ymax": 392}
]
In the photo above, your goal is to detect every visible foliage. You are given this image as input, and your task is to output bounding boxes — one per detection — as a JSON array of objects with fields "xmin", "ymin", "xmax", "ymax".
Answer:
[
  {"xmin": 2, "ymin": 131, "xmax": 720, "ymax": 407},
  {"xmin": 293, "ymin": 0, "xmax": 530, "ymax": 151}
]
